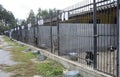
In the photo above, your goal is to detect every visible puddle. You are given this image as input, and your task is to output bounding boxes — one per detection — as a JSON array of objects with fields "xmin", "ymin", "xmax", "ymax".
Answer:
[
  {"xmin": 0, "ymin": 71, "xmax": 12, "ymax": 77},
  {"xmin": 0, "ymin": 50, "xmax": 17, "ymax": 66},
  {"xmin": 0, "ymin": 50, "xmax": 16, "ymax": 77}
]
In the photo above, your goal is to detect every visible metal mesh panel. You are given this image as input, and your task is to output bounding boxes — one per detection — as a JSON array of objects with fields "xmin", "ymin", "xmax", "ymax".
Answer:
[
  {"xmin": 96, "ymin": 0, "xmax": 117, "ymax": 76},
  {"xmin": 37, "ymin": 26, "xmax": 51, "ymax": 49}
]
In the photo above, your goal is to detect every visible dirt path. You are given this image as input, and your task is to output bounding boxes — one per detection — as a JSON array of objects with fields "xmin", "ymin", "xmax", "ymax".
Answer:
[{"xmin": 0, "ymin": 36, "xmax": 17, "ymax": 77}]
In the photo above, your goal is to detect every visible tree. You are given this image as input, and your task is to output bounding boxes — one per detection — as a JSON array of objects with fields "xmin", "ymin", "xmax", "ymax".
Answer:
[
  {"xmin": 21, "ymin": 20, "xmax": 26, "ymax": 26},
  {"xmin": 48, "ymin": 8, "xmax": 58, "ymax": 16},
  {"xmin": 36, "ymin": 8, "xmax": 59, "ymax": 19},
  {"xmin": 5, "ymin": 11, "xmax": 16, "ymax": 28},
  {"xmin": 27, "ymin": 9, "xmax": 35, "ymax": 25},
  {"xmin": 41, "ymin": 9, "xmax": 49, "ymax": 18},
  {"xmin": 0, "ymin": 21, "xmax": 9, "ymax": 33},
  {"xmin": 37, "ymin": 8, "xmax": 42, "ymax": 19},
  {"xmin": 0, "ymin": 4, "xmax": 16, "ymax": 33}
]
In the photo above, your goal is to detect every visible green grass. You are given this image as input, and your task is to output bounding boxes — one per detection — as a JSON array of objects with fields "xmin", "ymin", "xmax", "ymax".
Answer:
[
  {"xmin": 11, "ymin": 47, "xmax": 36, "ymax": 62},
  {"xmin": 3, "ymin": 36, "xmax": 18, "ymax": 46},
  {"xmin": 6, "ymin": 62, "xmax": 37, "ymax": 77},
  {"xmin": 3, "ymin": 36, "xmax": 11, "ymax": 42},
  {"xmin": 37, "ymin": 59, "xmax": 64, "ymax": 77}
]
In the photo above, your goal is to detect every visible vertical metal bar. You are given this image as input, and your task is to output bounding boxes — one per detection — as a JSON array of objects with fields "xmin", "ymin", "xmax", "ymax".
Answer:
[
  {"xmin": 50, "ymin": 15, "xmax": 53, "ymax": 53},
  {"xmin": 24, "ymin": 26, "xmax": 26, "ymax": 43},
  {"xmin": 57, "ymin": 10, "xmax": 60, "ymax": 55},
  {"xmin": 25, "ymin": 25, "xmax": 27, "ymax": 43},
  {"xmin": 19, "ymin": 26, "xmax": 22, "ymax": 41},
  {"xmin": 16, "ymin": 29, "xmax": 19, "ymax": 40},
  {"xmin": 34, "ymin": 24, "xmax": 35, "ymax": 46},
  {"xmin": 36, "ymin": 18, "xmax": 39, "ymax": 47},
  {"xmin": 93, "ymin": 0, "xmax": 97, "ymax": 69},
  {"xmin": 109, "ymin": 0, "xmax": 112, "ymax": 74},
  {"xmin": 112, "ymin": 3, "xmax": 116, "ymax": 76},
  {"xmin": 117, "ymin": 0, "xmax": 120, "ymax": 77}
]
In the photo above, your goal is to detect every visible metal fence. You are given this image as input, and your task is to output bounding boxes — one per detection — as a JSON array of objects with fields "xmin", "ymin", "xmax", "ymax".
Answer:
[{"xmin": 8, "ymin": 0, "xmax": 119, "ymax": 77}]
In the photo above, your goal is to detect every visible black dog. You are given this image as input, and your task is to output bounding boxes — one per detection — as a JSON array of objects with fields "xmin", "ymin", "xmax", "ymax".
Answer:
[
  {"xmin": 107, "ymin": 46, "xmax": 116, "ymax": 52},
  {"xmin": 85, "ymin": 51, "xmax": 94, "ymax": 65}
]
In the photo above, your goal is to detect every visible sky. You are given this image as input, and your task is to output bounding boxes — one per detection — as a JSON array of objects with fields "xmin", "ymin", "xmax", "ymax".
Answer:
[{"xmin": 0, "ymin": 0, "xmax": 83, "ymax": 20}]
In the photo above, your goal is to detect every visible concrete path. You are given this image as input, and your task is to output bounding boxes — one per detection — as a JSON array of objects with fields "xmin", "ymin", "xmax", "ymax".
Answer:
[
  {"xmin": 0, "ymin": 50, "xmax": 16, "ymax": 66},
  {"xmin": 0, "ymin": 36, "xmax": 16, "ymax": 77}
]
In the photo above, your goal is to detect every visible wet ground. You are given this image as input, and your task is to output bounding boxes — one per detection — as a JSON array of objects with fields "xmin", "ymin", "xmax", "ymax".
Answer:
[
  {"xmin": 0, "ymin": 71, "xmax": 12, "ymax": 77},
  {"xmin": 0, "ymin": 36, "xmax": 16, "ymax": 77},
  {"xmin": 0, "ymin": 50, "xmax": 17, "ymax": 66}
]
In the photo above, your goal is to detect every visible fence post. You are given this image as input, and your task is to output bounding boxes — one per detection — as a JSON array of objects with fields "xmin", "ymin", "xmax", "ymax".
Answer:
[
  {"xmin": 57, "ymin": 10, "xmax": 60, "ymax": 55},
  {"xmin": 36, "ymin": 18, "xmax": 39, "ymax": 47},
  {"xmin": 33, "ymin": 24, "xmax": 35, "ymax": 46},
  {"xmin": 117, "ymin": 0, "xmax": 120, "ymax": 77},
  {"xmin": 93, "ymin": 0, "xmax": 97, "ymax": 69},
  {"xmin": 25, "ymin": 25, "xmax": 27, "ymax": 43},
  {"xmin": 50, "ymin": 14, "xmax": 53, "ymax": 53}
]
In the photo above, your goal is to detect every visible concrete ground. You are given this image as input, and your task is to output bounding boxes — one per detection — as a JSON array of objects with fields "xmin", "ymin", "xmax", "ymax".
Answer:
[{"xmin": 0, "ymin": 36, "xmax": 17, "ymax": 77}]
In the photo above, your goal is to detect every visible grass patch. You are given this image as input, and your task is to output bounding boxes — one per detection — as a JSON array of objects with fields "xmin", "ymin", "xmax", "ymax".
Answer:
[
  {"xmin": 6, "ymin": 62, "xmax": 37, "ymax": 77},
  {"xmin": 11, "ymin": 47, "xmax": 36, "ymax": 62},
  {"xmin": 3, "ymin": 36, "xmax": 18, "ymax": 46},
  {"xmin": 37, "ymin": 59, "xmax": 64, "ymax": 77},
  {"xmin": 2, "ymin": 36, "xmax": 11, "ymax": 42}
]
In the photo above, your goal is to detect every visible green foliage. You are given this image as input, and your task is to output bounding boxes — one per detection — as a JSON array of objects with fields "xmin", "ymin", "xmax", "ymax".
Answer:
[
  {"xmin": 27, "ymin": 9, "xmax": 36, "ymax": 25},
  {"xmin": 0, "ymin": 23, "xmax": 9, "ymax": 33},
  {"xmin": 36, "ymin": 8, "xmax": 58, "ymax": 19},
  {"xmin": 0, "ymin": 4, "xmax": 16, "ymax": 33}
]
